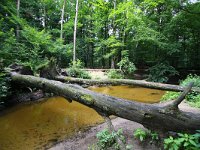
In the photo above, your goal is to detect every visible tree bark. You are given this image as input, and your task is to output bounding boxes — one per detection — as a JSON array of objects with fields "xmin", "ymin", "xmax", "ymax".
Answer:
[
  {"xmin": 60, "ymin": 0, "xmax": 66, "ymax": 40},
  {"xmin": 55, "ymin": 76, "xmax": 200, "ymax": 93},
  {"xmin": 10, "ymin": 73, "xmax": 200, "ymax": 132},
  {"xmin": 73, "ymin": 0, "xmax": 79, "ymax": 65},
  {"xmin": 16, "ymin": 0, "xmax": 20, "ymax": 38}
]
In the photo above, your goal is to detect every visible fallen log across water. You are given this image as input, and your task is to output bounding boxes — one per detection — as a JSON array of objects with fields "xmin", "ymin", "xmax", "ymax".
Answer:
[
  {"xmin": 11, "ymin": 72, "xmax": 200, "ymax": 132},
  {"xmin": 55, "ymin": 76, "xmax": 200, "ymax": 93}
]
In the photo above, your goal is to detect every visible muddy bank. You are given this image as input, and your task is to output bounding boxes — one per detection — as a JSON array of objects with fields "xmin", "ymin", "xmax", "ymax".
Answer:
[{"xmin": 49, "ymin": 117, "xmax": 160, "ymax": 150}]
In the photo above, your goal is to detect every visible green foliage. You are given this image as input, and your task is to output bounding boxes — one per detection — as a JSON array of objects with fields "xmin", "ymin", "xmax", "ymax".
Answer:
[
  {"xmin": 161, "ymin": 74, "xmax": 200, "ymax": 108},
  {"xmin": 96, "ymin": 128, "xmax": 125, "ymax": 150},
  {"xmin": 67, "ymin": 68, "xmax": 91, "ymax": 79},
  {"xmin": 164, "ymin": 131, "xmax": 200, "ymax": 150},
  {"xmin": 193, "ymin": 130, "xmax": 200, "ymax": 146},
  {"xmin": 187, "ymin": 95, "xmax": 200, "ymax": 108},
  {"xmin": 161, "ymin": 92, "xmax": 180, "ymax": 102},
  {"xmin": 1, "ymin": 0, "xmax": 200, "ymax": 71},
  {"xmin": 107, "ymin": 70, "xmax": 124, "ymax": 79},
  {"xmin": 149, "ymin": 131, "xmax": 159, "ymax": 141},
  {"xmin": 177, "ymin": 133, "xmax": 198, "ymax": 149},
  {"xmin": 134, "ymin": 128, "xmax": 159, "ymax": 143},
  {"xmin": 148, "ymin": 63, "xmax": 178, "ymax": 83},
  {"xmin": 67, "ymin": 60, "xmax": 91, "ymax": 79},
  {"xmin": 180, "ymin": 75, "xmax": 200, "ymax": 108},
  {"xmin": 97, "ymin": 129, "xmax": 115, "ymax": 149},
  {"xmin": 180, "ymin": 74, "xmax": 200, "ymax": 88},
  {"xmin": 117, "ymin": 51, "xmax": 136, "ymax": 76},
  {"xmin": 164, "ymin": 136, "xmax": 181, "ymax": 150},
  {"xmin": 69, "ymin": 59, "xmax": 84, "ymax": 69},
  {"xmin": 133, "ymin": 128, "xmax": 147, "ymax": 142},
  {"xmin": 0, "ymin": 72, "xmax": 11, "ymax": 103}
]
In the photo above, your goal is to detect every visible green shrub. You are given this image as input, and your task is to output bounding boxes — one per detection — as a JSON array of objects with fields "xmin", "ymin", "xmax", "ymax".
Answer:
[
  {"xmin": 164, "ymin": 131, "xmax": 200, "ymax": 150},
  {"xmin": 133, "ymin": 128, "xmax": 147, "ymax": 142},
  {"xmin": 67, "ymin": 67, "xmax": 91, "ymax": 79},
  {"xmin": 96, "ymin": 128, "xmax": 125, "ymax": 150},
  {"xmin": 177, "ymin": 133, "xmax": 198, "ymax": 149},
  {"xmin": 117, "ymin": 57, "xmax": 136, "ymax": 76},
  {"xmin": 193, "ymin": 130, "xmax": 200, "ymax": 147},
  {"xmin": 133, "ymin": 128, "xmax": 159, "ymax": 143},
  {"xmin": 148, "ymin": 63, "xmax": 178, "ymax": 83},
  {"xmin": 67, "ymin": 60, "xmax": 91, "ymax": 79},
  {"xmin": 164, "ymin": 136, "xmax": 181, "ymax": 150},
  {"xmin": 69, "ymin": 59, "xmax": 84, "ymax": 69},
  {"xmin": 150, "ymin": 131, "xmax": 159, "ymax": 141},
  {"xmin": 107, "ymin": 70, "xmax": 124, "ymax": 79}
]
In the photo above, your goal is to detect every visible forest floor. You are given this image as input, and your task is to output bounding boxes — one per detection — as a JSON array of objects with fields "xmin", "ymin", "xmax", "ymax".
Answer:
[
  {"xmin": 49, "ymin": 70, "xmax": 200, "ymax": 150},
  {"xmin": 49, "ymin": 117, "xmax": 158, "ymax": 150}
]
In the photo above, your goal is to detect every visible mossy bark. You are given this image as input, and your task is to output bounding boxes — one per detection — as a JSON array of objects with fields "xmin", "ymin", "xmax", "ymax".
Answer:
[{"xmin": 11, "ymin": 73, "xmax": 200, "ymax": 132}]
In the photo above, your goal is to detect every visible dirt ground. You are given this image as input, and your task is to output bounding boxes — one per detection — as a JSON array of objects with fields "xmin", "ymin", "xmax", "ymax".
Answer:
[
  {"xmin": 88, "ymin": 71, "xmax": 108, "ymax": 80},
  {"xmin": 48, "ymin": 117, "xmax": 160, "ymax": 150},
  {"xmin": 48, "ymin": 102, "xmax": 200, "ymax": 150}
]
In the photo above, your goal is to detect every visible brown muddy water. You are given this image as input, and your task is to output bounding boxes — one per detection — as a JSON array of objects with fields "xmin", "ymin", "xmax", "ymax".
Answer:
[
  {"xmin": 0, "ymin": 86, "xmax": 165, "ymax": 150},
  {"xmin": 88, "ymin": 85, "xmax": 165, "ymax": 103}
]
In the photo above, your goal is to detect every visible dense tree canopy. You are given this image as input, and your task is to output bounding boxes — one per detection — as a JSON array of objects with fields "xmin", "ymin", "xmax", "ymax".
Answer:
[{"xmin": 0, "ymin": 0, "xmax": 200, "ymax": 72}]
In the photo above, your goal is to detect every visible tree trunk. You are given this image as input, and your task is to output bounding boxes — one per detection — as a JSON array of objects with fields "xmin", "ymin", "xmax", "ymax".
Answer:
[
  {"xmin": 110, "ymin": 0, "xmax": 117, "ymax": 69},
  {"xmin": 43, "ymin": 5, "xmax": 46, "ymax": 29},
  {"xmin": 60, "ymin": 0, "xmax": 66, "ymax": 40},
  {"xmin": 73, "ymin": 0, "xmax": 79, "ymax": 65},
  {"xmin": 10, "ymin": 73, "xmax": 200, "ymax": 132},
  {"xmin": 55, "ymin": 76, "xmax": 200, "ymax": 93},
  {"xmin": 16, "ymin": 0, "xmax": 20, "ymax": 38}
]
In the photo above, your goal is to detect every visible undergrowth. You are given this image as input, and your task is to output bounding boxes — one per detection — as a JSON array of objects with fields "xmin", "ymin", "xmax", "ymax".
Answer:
[
  {"xmin": 67, "ymin": 60, "xmax": 91, "ymax": 79},
  {"xmin": 107, "ymin": 70, "xmax": 124, "ymax": 79},
  {"xmin": 89, "ymin": 128, "xmax": 200, "ymax": 150},
  {"xmin": 161, "ymin": 74, "xmax": 200, "ymax": 108}
]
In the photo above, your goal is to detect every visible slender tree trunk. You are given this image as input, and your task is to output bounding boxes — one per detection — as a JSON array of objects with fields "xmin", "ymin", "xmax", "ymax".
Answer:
[
  {"xmin": 73, "ymin": 0, "xmax": 79, "ymax": 65},
  {"xmin": 16, "ymin": 0, "xmax": 20, "ymax": 38},
  {"xmin": 111, "ymin": 58, "xmax": 115, "ymax": 69},
  {"xmin": 43, "ymin": 6, "xmax": 46, "ymax": 29},
  {"xmin": 60, "ymin": 0, "xmax": 66, "ymax": 40},
  {"xmin": 110, "ymin": 0, "xmax": 117, "ymax": 69}
]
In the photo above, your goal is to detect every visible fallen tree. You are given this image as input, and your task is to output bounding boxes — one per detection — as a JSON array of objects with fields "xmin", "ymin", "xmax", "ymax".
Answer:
[
  {"xmin": 55, "ymin": 75, "xmax": 200, "ymax": 93},
  {"xmin": 11, "ymin": 72, "xmax": 200, "ymax": 132}
]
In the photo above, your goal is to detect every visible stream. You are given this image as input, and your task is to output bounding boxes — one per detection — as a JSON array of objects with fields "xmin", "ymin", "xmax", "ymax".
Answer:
[{"xmin": 0, "ymin": 85, "xmax": 165, "ymax": 150}]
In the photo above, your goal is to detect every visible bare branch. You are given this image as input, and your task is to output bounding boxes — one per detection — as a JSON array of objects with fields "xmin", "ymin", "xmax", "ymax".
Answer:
[{"xmin": 172, "ymin": 82, "xmax": 194, "ymax": 108}]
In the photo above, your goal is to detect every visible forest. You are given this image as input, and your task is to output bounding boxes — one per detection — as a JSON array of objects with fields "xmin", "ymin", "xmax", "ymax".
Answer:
[
  {"xmin": 1, "ymin": 0, "xmax": 200, "ymax": 71},
  {"xmin": 0, "ymin": 0, "xmax": 200, "ymax": 150}
]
